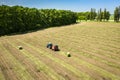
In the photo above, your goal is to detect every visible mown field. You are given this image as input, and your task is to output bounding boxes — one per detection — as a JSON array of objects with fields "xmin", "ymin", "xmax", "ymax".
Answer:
[{"xmin": 0, "ymin": 22, "xmax": 120, "ymax": 80}]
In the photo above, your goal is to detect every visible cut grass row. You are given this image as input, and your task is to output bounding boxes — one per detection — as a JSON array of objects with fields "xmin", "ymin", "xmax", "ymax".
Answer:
[
  {"xmin": 56, "ymin": 31, "xmax": 120, "ymax": 54},
  {"xmin": 24, "ymin": 34, "xmax": 120, "ymax": 75},
  {"xmin": 7, "ymin": 37, "xmax": 93, "ymax": 79},
  {"xmin": 0, "ymin": 68, "xmax": 5, "ymax": 80},
  {"xmin": 8, "ymin": 39, "xmax": 82, "ymax": 80},
  {"xmin": 5, "ymin": 39, "xmax": 66, "ymax": 80},
  {"xmin": 0, "ymin": 42, "xmax": 34, "ymax": 80},
  {"xmin": 2, "ymin": 40, "xmax": 50, "ymax": 80},
  {"xmin": 34, "ymin": 31, "xmax": 120, "ymax": 53},
  {"xmin": 57, "ymin": 24, "xmax": 120, "ymax": 48},
  {"xmin": 45, "ymin": 31, "xmax": 120, "ymax": 61},
  {"xmin": 46, "ymin": 34, "xmax": 120, "ymax": 61},
  {"xmin": 18, "ymin": 33, "xmax": 120, "ymax": 75},
  {"xmin": 0, "ymin": 22, "xmax": 119, "ymax": 80},
  {"xmin": 22, "ymin": 27, "xmax": 119, "ymax": 71},
  {"xmin": 27, "ymin": 34, "xmax": 120, "ymax": 70},
  {"xmin": 9, "ymin": 38, "xmax": 94, "ymax": 80},
  {"xmin": 58, "ymin": 25, "xmax": 120, "ymax": 43},
  {"xmin": 14, "ymin": 37, "xmax": 120, "ymax": 80}
]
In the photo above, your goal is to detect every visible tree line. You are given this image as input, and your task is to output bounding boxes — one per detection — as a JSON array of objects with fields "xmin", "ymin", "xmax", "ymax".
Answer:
[
  {"xmin": 77, "ymin": 6, "xmax": 120, "ymax": 22},
  {"xmin": 114, "ymin": 6, "xmax": 120, "ymax": 22},
  {"xmin": 0, "ymin": 5, "xmax": 120, "ymax": 36},
  {"xmin": 0, "ymin": 5, "xmax": 77, "ymax": 35},
  {"xmin": 77, "ymin": 8, "xmax": 110, "ymax": 21}
]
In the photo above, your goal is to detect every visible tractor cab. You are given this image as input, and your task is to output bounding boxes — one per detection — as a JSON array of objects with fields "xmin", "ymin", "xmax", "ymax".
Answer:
[
  {"xmin": 47, "ymin": 42, "xmax": 53, "ymax": 49},
  {"xmin": 52, "ymin": 45, "xmax": 59, "ymax": 51}
]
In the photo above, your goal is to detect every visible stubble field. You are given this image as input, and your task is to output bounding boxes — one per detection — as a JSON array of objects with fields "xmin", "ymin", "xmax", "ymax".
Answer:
[{"xmin": 0, "ymin": 22, "xmax": 120, "ymax": 80}]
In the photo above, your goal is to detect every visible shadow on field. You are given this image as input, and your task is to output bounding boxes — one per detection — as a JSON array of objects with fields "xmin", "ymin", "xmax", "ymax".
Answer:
[{"xmin": 0, "ymin": 22, "xmax": 80, "ymax": 37}]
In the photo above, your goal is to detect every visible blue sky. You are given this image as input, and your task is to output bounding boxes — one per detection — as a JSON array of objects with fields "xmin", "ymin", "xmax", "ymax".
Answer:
[{"xmin": 0, "ymin": 0, "xmax": 119, "ymax": 14}]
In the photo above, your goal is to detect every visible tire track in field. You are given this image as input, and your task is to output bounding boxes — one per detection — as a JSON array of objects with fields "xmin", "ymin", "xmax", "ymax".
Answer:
[
  {"xmin": 15, "ymin": 38, "xmax": 120, "ymax": 80},
  {"xmin": 55, "ymin": 25, "xmax": 120, "ymax": 50},
  {"xmin": 0, "ymin": 54, "xmax": 19, "ymax": 80},
  {"xmin": 0, "ymin": 42, "xmax": 34, "ymax": 80},
  {"xmin": 28, "ymin": 34, "xmax": 120, "ymax": 69},
  {"xmin": 0, "ymin": 50, "xmax": 19, "ymax": 80},
  {"xmin": 44, "ymin": 33, "xmax": 119, "ymax": 75},
  {"xmin": 19, "ymin": 32, "xmax": 120, "ymax": 73},
  {"xmin": 46, "ymin": 34, "xmax": 120, "ymax": 62},
  {"xmin": 44, "ymin": 32, "xmax": 119, "ymax": 74},
  {"xmin": 0, "ymin": 46, "xmax": 7, "ymax": 80},
  {"xmin": 0, "ymin": 21, "xmax": 119, "ymax": 80},
  {"xmin": 9, "ymin": 39, "xmax": 81, "ymax": 80},
  {"xmin": 2, "ymin": 40, "xmax": 51, "ymax": 80},
  {"xmin": 7, "ymin": 39, "xmax": 67, "ymax": 80},
  {"xmin": 77, "ymin": 35, "xmax": 120, "ymax": 55},
  {"xmin": 0, "ymin": 67, "xmax": 5, "ymax": 80},
  {"xmin": 20, "ymin": 38, "xmax": 107, "ymax": 80},
  {"xmin": 37, "ymin": 28, "xmax": 118, "ymax": 59},
  {"xmin": 0, "ymin": 42, "xmax": 24, "ymax": 80},
  {"xmin": 15, "ymin": 38, "xmax": 94, "ymax": 80},
  {"xmin": 55, "ymin": 32, "xmax": 120, "ymax": 56},
  {"xmin": 23, "ymin": 34, "xmax": 120, "ymax": 77},
  {"xmin": 52, "ymin": 36, "xmax": 120, "ymax": 71},
  {"xmin": 7, "ymin": 38, "xmax": 80, "ymax": 80},
  {"xmin": 56, "ymin": 24, "xmax": 120, "ymax": 44},
  {"xmin": 43, "ymin": 32, "xmax": 120, "ymax": 63}
]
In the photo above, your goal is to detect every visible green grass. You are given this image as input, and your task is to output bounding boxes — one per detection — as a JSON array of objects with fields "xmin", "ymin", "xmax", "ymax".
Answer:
[
  {"xmin": 16, "ymin": 38, "xmax": 120, "ymax": 80},
  {"xmin": 0, "ymin": 22, "xmax": 120, "ymax": 80},
  {"xmin": 8, "ymin": 41, "xmax": 65, "ymax": 80},
  {"xmin": 0, "ymin": 69, "xmax": 5, "ymax": 80},
  {"xmin": 0, "ymin": 42, "xmax": 34, "ymax": 80}
]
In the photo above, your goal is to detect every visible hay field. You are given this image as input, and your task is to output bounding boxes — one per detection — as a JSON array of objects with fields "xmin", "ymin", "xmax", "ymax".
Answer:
[{"xmin": 0, "ymin": 22, "xmax": 120, "ymax": 80}]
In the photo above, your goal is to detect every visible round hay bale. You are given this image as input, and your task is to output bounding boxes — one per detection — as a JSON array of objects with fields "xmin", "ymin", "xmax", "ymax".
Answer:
[
  {"xmin": 67, "ymin": 52, "xmax": 71, "ymax": 57},
  {"xmin": 18, "ymin": 46, "xmax": 23, "ymax": 50}
]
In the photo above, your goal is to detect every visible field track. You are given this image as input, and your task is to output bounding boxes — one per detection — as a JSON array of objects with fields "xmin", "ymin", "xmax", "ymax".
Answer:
[{"xmin": 0, "ymin": 22, "xmax": 120, "ymax": 80}]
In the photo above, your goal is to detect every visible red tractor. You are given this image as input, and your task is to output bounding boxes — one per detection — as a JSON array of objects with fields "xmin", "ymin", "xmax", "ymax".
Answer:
[{"xmin": 52, "ymin": 45, "xmax": 59, "ymax": 51}]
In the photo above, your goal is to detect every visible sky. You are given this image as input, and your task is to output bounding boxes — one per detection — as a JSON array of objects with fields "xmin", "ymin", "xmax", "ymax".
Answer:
[{"xmin": 0, "ymin": 0, "xmax": 120, "ymax": 14}]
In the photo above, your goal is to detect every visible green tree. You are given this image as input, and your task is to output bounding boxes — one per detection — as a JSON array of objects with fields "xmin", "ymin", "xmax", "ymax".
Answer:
[
  {"xmin": 90, "ymin": 8, "xmax": 96, "ymax": 20},
  {"xmin": 77, "ymin": 12, "xmax": 90, "ymax": 21},
  {"xmin": 103, "ymin": 8, "xmax": 107, "ymax": 21},
  {"xmin": 0, "ymin": 5, "xmax": 77, "ymax": 35},
  {"xmin": 97, "ymin": 8, "xmax": 102, "ymax": 21},
  {"xmin": 114, "ymin": 7, "xmax": 119, "ymax": 22},
  {"xmin": 106, "ymin": 11, "xmax": 110, "ymax": 21}
]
